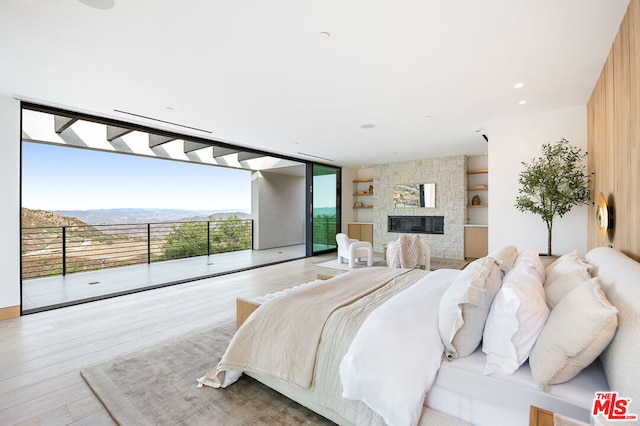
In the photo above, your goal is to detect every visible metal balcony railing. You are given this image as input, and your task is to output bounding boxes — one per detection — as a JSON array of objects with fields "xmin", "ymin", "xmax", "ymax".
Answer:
[
  {"xmin": 312, "ymin": 215, "xmax": 338, "ymax": 247},
  {"xmin": 21, "ymin": 218, "xmax": 253, "ymax": 280}
]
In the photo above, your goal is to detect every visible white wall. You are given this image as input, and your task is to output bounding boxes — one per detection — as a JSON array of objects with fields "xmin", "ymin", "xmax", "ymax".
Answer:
[
  {"xmin": 0, "ymin": 93, "xmax": 21, "ymax": 310},
  {"xmin": 487, "ymin": 106, "xmax": 589, "ymax": 256},
  {"xmin": 251, "ymin": 170, "xmax": 305, "ymax": 250}
]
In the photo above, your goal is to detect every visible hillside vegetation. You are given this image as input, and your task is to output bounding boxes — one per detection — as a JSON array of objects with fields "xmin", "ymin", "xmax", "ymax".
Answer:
[
  {"xmin": 21, "ymin": 208, "xmax": 252, "ymax": 280},
  {"xmin": 22, "ymin": 208, "xmax": 91, "ymax": 228}
]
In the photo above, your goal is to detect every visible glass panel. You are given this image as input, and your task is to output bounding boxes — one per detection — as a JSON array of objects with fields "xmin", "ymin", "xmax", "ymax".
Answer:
[
  {"xmin": 20, "ymin": 105, "xmax": 308, "ymax": 314},
  {"xmin": 312, "ymin": 164, "xmax": 339, "ymax": 253}
]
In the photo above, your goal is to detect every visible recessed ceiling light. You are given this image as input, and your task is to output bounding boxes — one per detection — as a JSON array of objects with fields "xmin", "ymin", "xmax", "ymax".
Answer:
[
  {"xmin": 519, "ymin": 100, "xmax": 527, "ymax": 105},
  {"xmin": 318, "ymin": 31, "xmax": 331, "ymax": 38},
  {"xmin": 473, "ymin": 128, "xmax": 482, "ymax": 133},
  {"xmin": 425, "ymin": 115, "xmax": 432, "ymax": 118},
  {"xmin": 360, "ymin": 124, "xmax": 375, "ymax": 129},
  {"xmin": 514, "ymin": 83, "xmax": 524, "ymax": 89},
  {"xmin": 165, "ymin": 106, "xmax": 174, "ymax": 110}
]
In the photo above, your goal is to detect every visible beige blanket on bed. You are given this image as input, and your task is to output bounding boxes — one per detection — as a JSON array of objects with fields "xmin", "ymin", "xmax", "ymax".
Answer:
[
  {"xmin": 244, "ymin": 268, "xmax": 431, "ymax": 425},
  {"xmin": 201, "ymin": 267, "xmax": 411, "ymax": 389}
]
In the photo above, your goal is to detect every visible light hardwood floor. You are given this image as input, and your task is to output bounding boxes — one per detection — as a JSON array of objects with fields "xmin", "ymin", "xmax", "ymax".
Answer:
[{"xmin": 0, "ymin": 255, "xmax": 338, "ymax": 425}]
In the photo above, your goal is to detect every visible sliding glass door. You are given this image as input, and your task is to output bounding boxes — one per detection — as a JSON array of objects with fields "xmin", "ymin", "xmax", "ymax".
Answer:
[{"xmin": 308, "ymin": 164, "xmax": 341, "ymax": 255}]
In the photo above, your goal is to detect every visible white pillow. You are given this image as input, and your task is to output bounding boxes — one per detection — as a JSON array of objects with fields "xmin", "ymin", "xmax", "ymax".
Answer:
[
  {"xmin": 529, "ymin": 278, "xmax": 618, "ymax": 391},
  {"xmin": 545, "ymin": 250, "xmax": 587, "ymax": 275},
  {"xmin": 483, "ymin": 260, "xmax": 549, "ymax": 375},
  {"xmin": 544, "ymin": 251, "xmax": 592, "ymax": 308},
  {"xmin": 515, "ymin": 249, "xmax": 546, "ymax": 283},
  {"xmin": 488, "ymin": 245, "xmax": 519, "ymax": 274},
  {"xmin": 439, "ymin": 257, "xmax": 502, "ymax": 359}
]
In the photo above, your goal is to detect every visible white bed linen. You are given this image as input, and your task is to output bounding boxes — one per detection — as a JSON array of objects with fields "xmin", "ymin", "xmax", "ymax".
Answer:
[
  {"xmin": 427, "ymin": 347, "xmax": 608, "ymax": 425},
  {"xmin": 340, "ymin": 269, "xmax": 460, "ymax": 426}
]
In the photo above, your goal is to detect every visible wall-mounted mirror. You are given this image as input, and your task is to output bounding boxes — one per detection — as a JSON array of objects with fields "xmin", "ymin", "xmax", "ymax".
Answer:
[{"xmin": 393, "ymin": 183, "xmax": 436, "ymax": 208}]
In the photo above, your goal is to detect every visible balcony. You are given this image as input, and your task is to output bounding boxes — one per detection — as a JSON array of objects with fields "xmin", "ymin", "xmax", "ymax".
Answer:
[{"xmin": 21, "ymin": 218, "xmax": 307, "ymax": 313}]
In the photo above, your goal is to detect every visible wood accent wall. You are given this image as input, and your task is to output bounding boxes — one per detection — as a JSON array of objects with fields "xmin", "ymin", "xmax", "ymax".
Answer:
[{"xmin": 587, "ymin": 0, "xmax": 640, "ymax": 261}]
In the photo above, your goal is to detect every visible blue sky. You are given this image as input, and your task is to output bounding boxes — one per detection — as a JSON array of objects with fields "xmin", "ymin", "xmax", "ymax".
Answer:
[
  {"xmin": 22, "ymin": 143, "xmax": 252, "ymax": 211},
  {"xmin": 314, "ymin": 174, "xmax": 337, "ymax": 209}
]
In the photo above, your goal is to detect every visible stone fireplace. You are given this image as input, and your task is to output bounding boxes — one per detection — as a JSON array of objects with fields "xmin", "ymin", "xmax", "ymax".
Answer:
[{"xmin": 372, "ymin": 155, "xmax": 466, "ymax": 259}]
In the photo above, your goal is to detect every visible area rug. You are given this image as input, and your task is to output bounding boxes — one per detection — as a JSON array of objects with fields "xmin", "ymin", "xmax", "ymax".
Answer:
[
  {"xmin": 81, "ymin": 321, "xmax": 334, "ymax": 425},
  {"xmin": 315, "ymin": 256, "xmax": 470, "ymax": 271},
  {"xmin": 315, "ymin": 256, "xmax": 387, "ymax": 270},
  {"xmin": 82, "ymin": 321, "xmax": 469, "ymax": 426},
  {"xmin": 429, "ymin": 257, "xmax": 471, "ymax": 270}
]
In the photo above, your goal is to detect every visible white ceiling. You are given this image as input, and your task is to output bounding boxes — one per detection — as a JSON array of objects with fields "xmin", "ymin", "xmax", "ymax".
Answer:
[{"xmin": 0, "ymin": 0, "xmax": 629, "ymax": 167}]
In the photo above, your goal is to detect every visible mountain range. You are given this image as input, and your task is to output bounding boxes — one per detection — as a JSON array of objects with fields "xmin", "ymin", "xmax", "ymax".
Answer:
[
  {"xmin": 49, "ymin": 208, "xmax": 252, "ymax": 225},
  {"xmin": 23, "ymin": 207, "xmax": 334, "ymax": 227}
]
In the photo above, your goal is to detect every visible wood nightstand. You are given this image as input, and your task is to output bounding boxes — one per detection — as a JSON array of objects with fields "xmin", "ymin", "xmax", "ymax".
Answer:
[
  {"xmin": 530, "ymin": 406, "xmax": 554, "ymax": 426},
  {"xmin": 529, "ymin": 406, "xmax": 590, "ymax": 426}
]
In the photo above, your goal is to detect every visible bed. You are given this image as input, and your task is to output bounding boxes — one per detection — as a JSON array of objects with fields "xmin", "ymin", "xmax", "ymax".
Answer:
[{"xmin": 198, "ymin": 246, "xmax": 640, "ymax": 426}]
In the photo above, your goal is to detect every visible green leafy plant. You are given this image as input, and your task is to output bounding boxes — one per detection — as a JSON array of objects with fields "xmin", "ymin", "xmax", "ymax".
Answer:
[
  {"xmin": 161, "ymin": 215, "xmax": 252, "ymax": 260},
  {"xmin": 514, "ymin": 138, "xmax": 591, "ymax": 256}
]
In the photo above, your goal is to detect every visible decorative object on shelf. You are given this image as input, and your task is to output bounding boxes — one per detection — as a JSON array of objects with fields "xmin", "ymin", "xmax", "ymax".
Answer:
[
  {"xmin": 354, "ymin": 202, "xmax": 363, "ymax": 208},
  {"xmin": 368, "ymin": 185, "xmax": 374, "ymax": 194},
  {"xmin": 471, "ymin": 195, "xmax": 481, "ymax": 205},
  {"xmin": 596, "ymin": 192, "xmax": 615, "ymax": 242},
  {"xmin": 514, "ymin": 138, "xmax": 591, "ymax": 256}
]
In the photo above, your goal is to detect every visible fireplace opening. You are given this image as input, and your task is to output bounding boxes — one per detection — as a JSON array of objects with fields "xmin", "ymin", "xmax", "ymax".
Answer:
[{"xmin": 388, "ymin": 215, "xmax": 444, "ymax": 234}]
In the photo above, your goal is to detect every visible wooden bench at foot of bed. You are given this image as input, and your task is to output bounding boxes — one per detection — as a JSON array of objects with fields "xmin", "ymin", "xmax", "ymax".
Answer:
[{"xmin": 236, "ymin": 273, "xmax": 335, "ymax": 329}]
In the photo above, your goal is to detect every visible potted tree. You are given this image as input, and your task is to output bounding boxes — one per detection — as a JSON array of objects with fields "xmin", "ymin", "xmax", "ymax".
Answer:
[{"xmin": 514, "ymin": 138, "xmax": 591, "ymax": 256}]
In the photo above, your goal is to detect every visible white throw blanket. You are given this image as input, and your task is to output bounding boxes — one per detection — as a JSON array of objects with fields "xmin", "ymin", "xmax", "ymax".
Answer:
[
  {"xmin": 387, "ymin": 234, "xmax": 421, "ymax": 268},
  {"xmin": 340, "ymin": 269, "xmax": 460, "ymax": 426}
]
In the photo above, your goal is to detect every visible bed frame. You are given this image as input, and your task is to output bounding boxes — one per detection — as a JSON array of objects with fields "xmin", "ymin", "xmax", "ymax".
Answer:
[{"xmin": 232, "ymin": 248, "xmax": 640, "ymax": 425}]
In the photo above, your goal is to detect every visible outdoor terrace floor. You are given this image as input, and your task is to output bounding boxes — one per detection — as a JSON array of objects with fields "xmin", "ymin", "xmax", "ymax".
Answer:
[{"xmin": 22, "ymin": 244, "xmax": 309, "ymax": 314}]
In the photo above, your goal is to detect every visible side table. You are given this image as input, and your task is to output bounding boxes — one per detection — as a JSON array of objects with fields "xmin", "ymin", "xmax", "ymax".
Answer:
[{"xmin": 530, "ymin": 406, "xmax": 590, "ymax": 426}]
